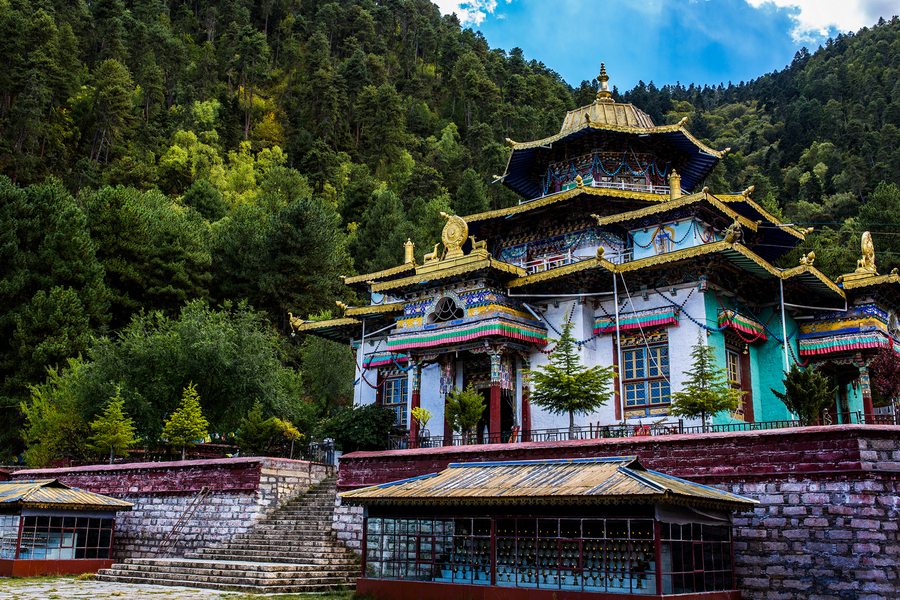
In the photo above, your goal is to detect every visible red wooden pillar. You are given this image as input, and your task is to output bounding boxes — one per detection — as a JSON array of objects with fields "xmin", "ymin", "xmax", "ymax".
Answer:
[
  {"xmin": 521, "ymin": 358, "xmax": 531, "ymax": 442},
  {"xmin": 860, "ymin": 366, "xmax": 875, "ymax": 423},
  {"xmin": 409, "ymin": 361, "xmax": 421, "ymax": 446},
  {"xmin": 489, "ymin": 351, "xmax": 502, "ymax": 443}
]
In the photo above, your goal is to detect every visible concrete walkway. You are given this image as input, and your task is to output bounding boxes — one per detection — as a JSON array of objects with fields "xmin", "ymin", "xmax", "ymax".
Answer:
[{"xmin": 0, "ymin": 577, "xmax": 243, "ymax": 599}]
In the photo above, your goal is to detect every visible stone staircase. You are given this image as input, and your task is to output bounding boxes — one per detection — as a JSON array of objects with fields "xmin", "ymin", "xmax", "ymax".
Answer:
[{"xmin": 96, "ymin": 477, "xmax": 360, "ymax": 593}]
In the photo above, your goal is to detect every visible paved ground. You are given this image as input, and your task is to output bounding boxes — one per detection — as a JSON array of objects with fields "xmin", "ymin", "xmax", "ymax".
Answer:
[{"xmin": 0, "ymin": 578, "xmax": 243, "ymax": 600}]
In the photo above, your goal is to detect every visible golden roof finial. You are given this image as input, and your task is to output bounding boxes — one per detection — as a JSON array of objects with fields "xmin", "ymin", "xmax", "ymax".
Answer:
[{"xmin": 596, "ymin": 63, "xmax": 613, "ymax": 103}]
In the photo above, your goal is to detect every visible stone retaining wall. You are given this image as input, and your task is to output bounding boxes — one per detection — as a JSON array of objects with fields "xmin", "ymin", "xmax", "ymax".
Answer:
[
  {"xmin": 14, "ymin": 457, "xmax": 329, "ymax": 559},
  {"xmin": 334, "ymin": 425, "xmax": 900, "ymax": 600}
]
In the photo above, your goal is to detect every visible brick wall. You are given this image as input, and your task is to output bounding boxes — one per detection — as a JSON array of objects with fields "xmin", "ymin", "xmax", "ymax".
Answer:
[
  {"xmin": 15, "ymin": 457, "xmax": 329, "ymax": 559},
  {"xmin": 335, "ymin": 425, "xmax": 900, "ymax": 600}
]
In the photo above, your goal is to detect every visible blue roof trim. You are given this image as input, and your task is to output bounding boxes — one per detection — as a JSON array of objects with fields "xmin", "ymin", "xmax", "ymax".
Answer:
[
  {"xmin": 644, "ymin": 469, "xmax": 756, "ymax": 502},
  {"xmin": 375, "ymin": 473, "xmax": 439, "ymax": 488},
  {"xmin": 448, "ymin": 456, "xmax": 636, "ymax": 468}
]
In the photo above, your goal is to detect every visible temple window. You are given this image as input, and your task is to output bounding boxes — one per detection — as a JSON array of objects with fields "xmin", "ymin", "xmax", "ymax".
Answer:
[
  {"xmin": 725, "ymin": 343, "xmax": 747, "ymax": 421},
  {"xmin": 623, "ymin": 333, "xmax": 670, "ymax": 416},
  {"xmin": 652, "ymin": 226, "xmax": 675, "ymax": 254},
  {"xmin": 18, "ymin": 516, "xmax": 114, "ymax": 560},
  {"xmin": 383, "ymin": 376, "xmax": 409, "ymax": 427},
  {"xmin": 660, "ymin": 523, "xmax": 734, "ymax": 594},
  {"xmin": 426, "ymin": 297, "xmax": 464, "ymax": 325}
]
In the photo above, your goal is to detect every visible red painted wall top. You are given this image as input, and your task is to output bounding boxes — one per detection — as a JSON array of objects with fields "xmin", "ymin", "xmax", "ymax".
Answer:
[{"xmin": 337, "ymin": 425, "xmax": 900, "ymax": 490}]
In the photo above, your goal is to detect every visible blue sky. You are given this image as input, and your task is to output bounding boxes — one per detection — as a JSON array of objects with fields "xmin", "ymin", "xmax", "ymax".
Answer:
[{"xmin": 434, "ymin": 0, "xmax": 897, "ymax": 90}]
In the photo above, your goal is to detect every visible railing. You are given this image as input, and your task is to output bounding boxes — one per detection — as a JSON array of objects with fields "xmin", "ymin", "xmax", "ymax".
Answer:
[
  {"xmin": 517, "ymin": 249, "xmax": 633, "ymax": 275},
  {"xmin": 589, "ymin": 179, "xmax": 670, "ymax": 196},
  {"xmin": 386, "ymin": 412, "xmax": 898, "ymax": 450}
]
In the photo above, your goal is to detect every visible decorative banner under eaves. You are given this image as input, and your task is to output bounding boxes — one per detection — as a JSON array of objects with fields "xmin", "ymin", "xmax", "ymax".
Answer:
[
  {"xmin": 798, "ymin": 332, "xmax": 897, "ymax": 356},
  {"xmin": 387, "ymin": 317, "xmax": 548, "ymax": 351},
  {"xmin": 718, "ymin": 310, "xmax": 768, "ymax": 341},
  {"xmin": 362, "ymin": 352, "xmax": 409, "ymax": 369},
  {"xmin": 594, "ymin": 307, "xmax": 679, "ymax": 334}
]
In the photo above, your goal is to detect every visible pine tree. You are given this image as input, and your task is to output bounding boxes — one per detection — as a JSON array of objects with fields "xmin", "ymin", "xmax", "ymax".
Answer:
[
  {"xmin": 530, "ymin": 320, "xmax": 616, "ymax": 439},
  {"xmin": 88, "ymin": 386, "xmax": 139, "ymax": 464},
  {"xmin": 454, "ymin": 168, "xmax": 488, "ymax": 216},
  {"xmin": 235, "ymin": 399, "xmax": 278, "ymax": 455},
  {"xmin": 444, "ymin": 384, "xmax": 485, "ymax": 443},
  {"xmin": 162, "ymin": 382, "xmax": 209, "ymax": 460},
  {"xmin": 670, "ymin": 333, "xmax": 745, "ymax": 429},
  {"xmin": 771, "ymin": 364, "xmax": 836, "ymax": 425}
]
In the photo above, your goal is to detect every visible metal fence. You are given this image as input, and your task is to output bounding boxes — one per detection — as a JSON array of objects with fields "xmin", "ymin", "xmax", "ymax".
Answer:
[{"xmin": 387, "ymin": 411, "xmax": 898, "ymax": 450}]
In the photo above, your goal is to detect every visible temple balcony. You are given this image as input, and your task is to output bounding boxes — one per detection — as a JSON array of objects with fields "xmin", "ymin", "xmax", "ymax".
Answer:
[
  {"xmin": 559, "ymin": 177, "xmax": 671, "ymax": 196},
  {"xmin": 517, "ymin": 247, "xmax": 633, "ymax": 274}
]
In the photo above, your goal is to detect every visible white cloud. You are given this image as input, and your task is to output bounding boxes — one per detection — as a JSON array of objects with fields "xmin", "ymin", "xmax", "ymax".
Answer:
[
  {"xmin": 432, "ymin": 0, "xmax": 503, "ymax": 26},
  {"xmin": 745, "ymin": 0, "xmax": 895, "ymax": 41}
]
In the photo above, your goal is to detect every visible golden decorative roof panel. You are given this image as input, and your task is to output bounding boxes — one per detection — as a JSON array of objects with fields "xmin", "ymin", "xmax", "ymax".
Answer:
[
  {"xmin": 0, "ymin": 480, "xmax": 133, "ymax": 511},
  {"xmin": 343, "ymin": 263, "xmax": 417, "ymax": 285},
  {"xmin": 371, "ymin": 259, "xmax": 525, "ymax": 293},
  {"xmin": 591, "ymin": 192, "xmax": 758, "ymax": 232}
]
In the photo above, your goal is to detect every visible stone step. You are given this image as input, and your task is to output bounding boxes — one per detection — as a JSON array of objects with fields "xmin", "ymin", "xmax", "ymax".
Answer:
[
  {"xmin": 201, "ymin": 541, "xmax": 350, "ymax": 552},
  {"xmin": 111, "ymin": 558, "xmax": 358, "ymax": 577},
  {"xmin": 193, "ymin": 550, "xmax": 357, "ymax": 565},
  {"xmin": 94, "ymin": 573, "xmax": 355, "ymax": 593},
  {"xmin": 98, "ymin": 476, "xmax": 358, "ymax": 593}
]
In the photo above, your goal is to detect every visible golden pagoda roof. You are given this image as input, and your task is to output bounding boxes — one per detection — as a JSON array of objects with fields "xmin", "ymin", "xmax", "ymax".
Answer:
[{"xmin": 560, "ymin": 100, "xmax": 656, "ymax": 133}]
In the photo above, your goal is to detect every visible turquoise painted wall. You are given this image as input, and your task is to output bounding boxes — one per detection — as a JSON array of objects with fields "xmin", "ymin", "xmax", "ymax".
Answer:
[{"xmin": 699, "ymin": 292, "xmax": 798, "ymax": 424}]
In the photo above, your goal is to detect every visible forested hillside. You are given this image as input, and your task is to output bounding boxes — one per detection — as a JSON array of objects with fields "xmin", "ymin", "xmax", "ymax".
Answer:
[{"xmin": 1, "ymin": 0, "xmax": 898, "ymax": 463}]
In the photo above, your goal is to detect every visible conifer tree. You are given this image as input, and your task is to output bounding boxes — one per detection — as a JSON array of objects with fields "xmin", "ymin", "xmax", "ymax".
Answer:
[
  {"xmin": 88, "ymin": 386, "xmax": 139, "ymax": 464},
  {"xmin": 530, "ymin": 320, "xmax": 616, "ymax": 439},
  {"xmin": 162, "ymin": 382, "xmax": 209, "ymax": 460},
  {"xmin": 444, "ymin": 384, "xmax": 486, "ymax": 443},
  {"xmin": 454, "ymin": 168, "xmax": 488, "ymax": 216},
  {"xmin": 771, "ymin": 364, "xmax": 836, "ymax": 425},
  {"xmin": 670, "ymin": 333, "xmax": 745, "ymax": 429},
  {"xmin": 235, "ymin": 399, "xmax": 278, "ymax": 455}
]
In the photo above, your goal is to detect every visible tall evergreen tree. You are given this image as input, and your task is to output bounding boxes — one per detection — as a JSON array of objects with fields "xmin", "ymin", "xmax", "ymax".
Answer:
[
  {"xmin": 771, "ymin": 364, "xmax": 837, "ymax": 425},
  {"xmin": 529, "ymin": 320, "xmax": 616, "ymax": 439},
  {"xmin": 670, "ymin": 333, "xmax": 745, "ymax": 428},
  {"xmin": 88, "ymin": 386, "xmax": 139, "ymax": 463},
  {"xmin": 454, "ymin": 168, "xmax": 488, "ymax": 216},
  {"xmin": 162, "ymin": 382, "xmax": 209, "ymax": 460}
]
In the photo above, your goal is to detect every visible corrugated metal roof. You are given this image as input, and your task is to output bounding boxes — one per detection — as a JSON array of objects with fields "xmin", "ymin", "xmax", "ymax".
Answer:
[
  {"xmin": 0, "ymin": 480, "xmax": 133, "ymax": 511},
  {"xmin": 340, "ymin": 457, "xmax": 756, "ymax": 510}
]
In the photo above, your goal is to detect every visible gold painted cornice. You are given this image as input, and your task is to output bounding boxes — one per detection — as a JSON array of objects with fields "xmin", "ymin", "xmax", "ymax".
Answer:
[
  {"xmin": 591, "ymin": 192, "xmax": 758, "ymax": 232},
  {"xmin": 292, "ymin": 317, "xmax": 360, "ymax": 332},
  {"xmin": 841, "ymin": 273, "xmax": 900, "ymax": 290},
  {"xmin": 465, "ymin": 186, "xmax": 667, "ymax": 223},
  {"xmin": 343, "ymin": 263, "xmax": 417, "ymax": 285},
  {"xmin": 508, "ymin": 122, "xmax": 725, "ymax": 158},
  {"xmin": 716, "ymin": 194, "xmax": 804, "ymax": 240},
  {"xmin": 346, "ymin": 303, "xmax": 405, "ymax": 316},
  {"xmin": 780, "ymin": 264, "xmax": 846, "ymax": 298},
  {"xmin": 371, "ymin": 259, "xmax": 526, "ymax": 293}
]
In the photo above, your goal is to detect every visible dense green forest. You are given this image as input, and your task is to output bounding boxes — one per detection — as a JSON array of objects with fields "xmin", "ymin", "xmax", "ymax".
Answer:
[{"xmin": 1, "ymin": 0, "xmax": 899, "ymax": 463}]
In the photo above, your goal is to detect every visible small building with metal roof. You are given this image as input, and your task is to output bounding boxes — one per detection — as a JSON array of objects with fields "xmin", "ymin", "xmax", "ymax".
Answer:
[
  {"xmin": 0, "ymin": 479, "xmax": 133, "ymax": 577},
  {"xmin": 342, "ymin": 457, "xmax": 755, "ymax": 599}
]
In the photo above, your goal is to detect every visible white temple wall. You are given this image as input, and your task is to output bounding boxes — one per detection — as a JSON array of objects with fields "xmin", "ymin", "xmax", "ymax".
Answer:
[
  {"xmin": 419, "ymin": 363, "xmax": 443, "ymax": 437},
  {"xmin": 523, "ymin": 283, "xmax": 708, "ymax": 430}
]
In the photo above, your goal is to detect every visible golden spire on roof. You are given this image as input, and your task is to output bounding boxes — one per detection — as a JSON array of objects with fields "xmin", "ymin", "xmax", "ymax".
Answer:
[{"xmin": 596, "ymin": 63, "xmax": 613, "ymax": 103}]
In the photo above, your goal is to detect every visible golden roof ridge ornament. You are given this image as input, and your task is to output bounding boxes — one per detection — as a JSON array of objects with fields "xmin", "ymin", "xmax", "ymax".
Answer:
[
  {"xmin": 856, "ymin": 231, "xmax": 877, "ymax": 274},
  {"xmin": 596, "ymin": 63, "xmax": 613, "ymax": 103}
]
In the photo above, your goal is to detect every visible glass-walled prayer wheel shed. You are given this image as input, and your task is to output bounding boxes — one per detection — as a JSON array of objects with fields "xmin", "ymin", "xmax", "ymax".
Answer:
[
  {"xmin": 0, "ymin": 479, "xmax": 133, "ymax": 577},
  {"xmin": 341, "ymin": 458, "xmax": 756, "ymax": 600}
]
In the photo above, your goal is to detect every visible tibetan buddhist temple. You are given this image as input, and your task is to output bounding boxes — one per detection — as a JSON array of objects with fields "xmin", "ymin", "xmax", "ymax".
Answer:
[
  {"xmin": 295, "ymin": 64, "xmax": 900, "ymax": 445},
  {"xmin": 341, "ymin": 457, "xmax": 756, "ymax": 599}
]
